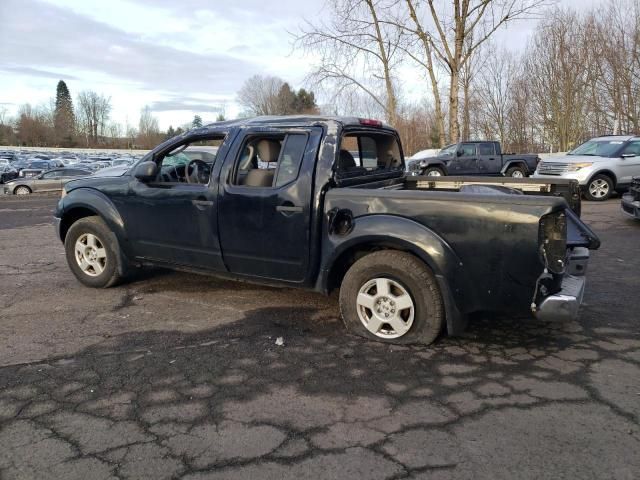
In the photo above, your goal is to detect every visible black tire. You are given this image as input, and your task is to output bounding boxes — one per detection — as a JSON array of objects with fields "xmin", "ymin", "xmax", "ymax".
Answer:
[
  {"xmin": 14, "ymin": 185, "xmax": 31, "ymax": 195},
  {"xmin": 505, "ymin": 165, "xmax": 527, "ymax": 178},
  {"xmin": 339, "ymin": 250, "xmax": 444, "ymax": 345},
  {"xmin": 421, "ymin": 166, "xmax": 445, "ymax": 177},
  {"xmin": 64, "ymin": 216, "xmax": 123, "ymax": 288},
  {"xmin": 584, "ymin": 174, "xmax": 613, "ymax": 201}
]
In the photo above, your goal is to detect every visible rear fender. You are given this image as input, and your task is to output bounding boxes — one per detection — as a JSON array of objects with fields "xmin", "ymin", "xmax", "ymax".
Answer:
[
  {"xmin": 318, "ymin": 214, "xmax": 474, "ymax": 335},
  {"xmin": 501, "ymin": 160, "xmax": 529, "ymax": 175}
]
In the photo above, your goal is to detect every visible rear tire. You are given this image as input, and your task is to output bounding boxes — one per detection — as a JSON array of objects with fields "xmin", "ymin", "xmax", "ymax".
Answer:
[
  {"xmin": 584, "ymin": 174, "xmax": 613, "ymax": 201},
  {"xmin": 505, "ymin": 165, "xmax": 527, "ymax": 178},
  {"xmin": 64, "ymin": 216, "xmax": 123, "ymax": 288},
  {"xmin": 422, "ymin": 166, "xmax": 445, "ymax": 177},
  {"xmin": 14, "ymin": 186, "xmax": 31, "ymax": 195},
  {"xmin": 339, "ymin": 251, "xmax": 444, "ymax": 345}
]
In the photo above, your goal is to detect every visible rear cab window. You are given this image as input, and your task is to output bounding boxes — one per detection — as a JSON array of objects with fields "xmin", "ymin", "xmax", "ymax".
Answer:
[{"xmin": 336, "ymin": 129, "xmax": 404, "ymax": 181}]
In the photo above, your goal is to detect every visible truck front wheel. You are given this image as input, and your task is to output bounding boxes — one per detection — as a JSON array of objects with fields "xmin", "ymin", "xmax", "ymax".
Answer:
[
  {"xmin": 64, "ymin": 216, "xmax": 123, "ymax": 288},
  {"xmin": 421, "ymin": 166, "xmax": 445, "ymax": 177},
  {"xmin": 339, "ymin": 251, "xmax": 444, "ymax": 345}
]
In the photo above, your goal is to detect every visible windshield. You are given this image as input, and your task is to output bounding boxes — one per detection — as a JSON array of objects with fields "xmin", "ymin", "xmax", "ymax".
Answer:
[
  {"xmin": 568, "ymin": 140, "xmax": 625, "ymax": 157},
  {"xmin": 162, "ymin": 152, "xmax": 190, "ymax": 167},
  {"xmin": 439, "ymin": 144, "xmax": 457, "ymax": 156}
]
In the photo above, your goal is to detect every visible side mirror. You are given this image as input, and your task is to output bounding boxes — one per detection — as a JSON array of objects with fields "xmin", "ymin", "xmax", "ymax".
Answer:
[
  {"xmin": 456, "ymin": 150, "xmax": 463, "ymax": 157},
  {"xmin": 621, "ymin": 153, "xmax": 636, "ymax": 158},
  {"xmin": 133, "ymin": 161, "xmax": 158, "ymax": 182}
]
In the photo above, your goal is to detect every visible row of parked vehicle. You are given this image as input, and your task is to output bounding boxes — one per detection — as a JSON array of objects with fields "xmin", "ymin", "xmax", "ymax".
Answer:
[
  {"xmin": 406, "ymin": 135, "xmax": 640, "ymax": 205},
  {"xmin": 0, "ymin": 149, "xmax": 143, "ymax": 195}
]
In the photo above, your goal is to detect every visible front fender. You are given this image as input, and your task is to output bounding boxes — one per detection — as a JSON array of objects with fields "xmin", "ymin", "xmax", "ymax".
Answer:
[
  {"xmin": 318, "ymin": 214, "xmax": 475, "ymax": 335},
  {"xmin": 58, "ymin": 187, "xmax": 127, "ymax": 244},
  {"xmin": 420, "ymin": 159, "xmax": 448, "ymax": 174}
]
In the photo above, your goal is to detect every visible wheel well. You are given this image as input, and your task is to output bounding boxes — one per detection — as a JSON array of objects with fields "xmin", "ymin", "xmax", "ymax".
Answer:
[
  {"xmin": 60, "ymin": 207, "xmax": 98, "ymax": 241},
  {"xmin": 14, "ymin": 185, "xmax": 31, "ymax": 193},
  {"xmin": 327, "ymin": 242, "xmax": 427, "ymax": 294},
  {"xmin": 505, "ymin": 162, "xmax": 527, "ymax": 172},
  {"xmin": 589, "ymin": 170, "xmax": 617, "ymax": 187}
]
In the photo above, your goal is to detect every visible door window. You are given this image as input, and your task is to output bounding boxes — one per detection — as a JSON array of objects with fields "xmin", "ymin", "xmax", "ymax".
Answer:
[
  {"xmin": 459, "ymin": 144, "xmax": 477, "ymax": 156},
  {"xmin": 621, "ymin": 141, "xmax": 640, "ymax": 156},
  {"xmin": 478, "ymin": 143, "xmax": 495, "ymax": 156},
  {"xmin": 41, "ymin": 170, "xmax": 62, "ymax": 179},
  {"xmin": 232, "ymin": 133, "xmax": 307, "ymax": 188}
]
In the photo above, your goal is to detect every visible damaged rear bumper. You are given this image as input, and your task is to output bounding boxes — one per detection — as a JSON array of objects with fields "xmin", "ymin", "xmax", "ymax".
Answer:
[{"xmin": 533, "ymin": 247, "xmax": 589, "ymax": 322}]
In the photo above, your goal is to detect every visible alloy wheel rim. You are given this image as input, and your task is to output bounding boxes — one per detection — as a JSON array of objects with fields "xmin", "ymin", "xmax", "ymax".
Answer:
[
  {"xmin": 589, "ymin": 179, "xmax": 609, "ymax": 198},
  {"xmin": 74, "ymin": 233, "xmax": 107, "ymax": 277},
  {"xmin": 356, "ymin": 277, "xmax": 415, "ymax": 339},
  {"xmin": 427, "ymin": 170, "xmax": 442, "ymax": 176},
  {"xmin": 512, "ymin": 170, "xmax": 524, "ymax": 178}
]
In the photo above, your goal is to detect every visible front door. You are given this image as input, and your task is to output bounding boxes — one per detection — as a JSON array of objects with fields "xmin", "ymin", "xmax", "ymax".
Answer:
[
  {"xmin": 34, "ymin": 170, "xmax": 63, "ymax": 192},
  {"xmin": 125, "ymin": 144, "xmax": 225, "ymax": 271},
  {"xmin": 217, "ymin": 128, "xmax": 321, "ymax": 282},
  {"xmin": 451, "ymin": 143, "xmax": 478, "ymax": 174}
]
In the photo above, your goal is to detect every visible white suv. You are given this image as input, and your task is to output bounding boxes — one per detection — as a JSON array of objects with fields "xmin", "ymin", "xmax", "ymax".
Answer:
[{"xmin": 533, "ymin": 135, "xmax": 640, "ymax": 201}]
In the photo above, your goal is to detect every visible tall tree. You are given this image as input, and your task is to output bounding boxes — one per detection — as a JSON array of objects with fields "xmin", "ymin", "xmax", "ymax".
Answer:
[
  {"xmin": 76, "ymin": 90, "xmax": 111, "ymax": 146},
  {"xmin": 296, "ymin": 0, "xmax": 403, "ymax": 124},
  {"xmin": 403, "ymin": 0, "xmax": 547, "ymax": 143},
  {"xmin": 137, "ymin": 106, "xmax": 162, "ymax": 148},
  {"xmin": 237, "ymin": 75, "xmax": 285, "ymax": 115},
  {"xmin": 53, "ymin": 80, "xmax": 75, "ymax": 146},
  {"xmin": 192, "ymin": 115, "xmax": 203, "ymax": 128}
]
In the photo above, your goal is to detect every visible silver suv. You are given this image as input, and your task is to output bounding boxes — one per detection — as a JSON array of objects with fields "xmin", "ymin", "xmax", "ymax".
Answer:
[{"xmin": 533, "ymin": 135, "xmax": 640, "ymax": 201}]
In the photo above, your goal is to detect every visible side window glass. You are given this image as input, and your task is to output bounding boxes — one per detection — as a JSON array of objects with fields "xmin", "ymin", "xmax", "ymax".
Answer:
[
  {"xmin": 233, "ymin": 136, "xmax": 284, "ymax": 187},
  {"xmin": 478, "ymin": 144, "xmax": 494, "ymax": 156},
  {"xmin": 275, "ymin": 134, "xmax": 307, "ymax": 187},
  {"xmin": 459, "ymin": 144, "xmax": 476, "ymax": 157},
  {"xmin": 622, "ymin": 141, "xmax": 640, "ymax": 156}
]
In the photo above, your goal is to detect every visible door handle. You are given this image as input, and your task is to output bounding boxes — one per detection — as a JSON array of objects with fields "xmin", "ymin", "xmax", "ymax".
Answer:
[
  {"xmin": 192, "ymin": 199, "xmax": 213, "ymax": 208},
  {"xmin": 276, "ymin": 205, "xmax": 303, "ymax": 214}
]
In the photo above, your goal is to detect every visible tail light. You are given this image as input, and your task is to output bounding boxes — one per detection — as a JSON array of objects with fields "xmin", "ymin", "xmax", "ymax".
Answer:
[
  {"xmin": 359, "ymin": 118, "xmax": 383, "ymax": 127},
  {"xmin": 539, "ymin": 211, "xmax": 567, "ymax": 274}
]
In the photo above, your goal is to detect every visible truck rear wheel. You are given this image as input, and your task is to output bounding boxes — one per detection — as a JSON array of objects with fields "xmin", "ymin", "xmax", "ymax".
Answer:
[
  {"xmin": 505, "ymin": 165, "xmax": 527, "ymax": 178},
  {"xmin": 64, "ymin": 216, "xmax": 123, "ymax": 288},
  {"xmin": 339, "ymin": 251, "xmax": 444, "ymax": 345}
]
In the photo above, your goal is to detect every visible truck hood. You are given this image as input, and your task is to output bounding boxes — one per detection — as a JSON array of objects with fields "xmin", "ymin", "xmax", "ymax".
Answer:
[{"xmin": 541, "ymin": 154, "xmax": 609, "ymax": 164}]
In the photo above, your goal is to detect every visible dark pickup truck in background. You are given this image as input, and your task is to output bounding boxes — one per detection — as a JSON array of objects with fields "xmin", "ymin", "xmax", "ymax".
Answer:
[
  {"xmin": 55, "ymin": 116, "xmax": 599, "ymax": 345},
  {"xmin": 407, "ymin": 141, "xmax": 540, "ymax": 178}
]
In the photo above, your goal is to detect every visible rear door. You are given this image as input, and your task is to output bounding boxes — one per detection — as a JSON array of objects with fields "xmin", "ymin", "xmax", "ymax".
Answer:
[
  {"xmin": 476, "ymin": 142, "xmax": 500, "ymax": 174},
  {"xmin": 618, "ymin": 140, "xmax": 640, "ymax": 185},
  {"xmin": 217, "ymin": 127, "xmax": 322, "ymax": 282}
]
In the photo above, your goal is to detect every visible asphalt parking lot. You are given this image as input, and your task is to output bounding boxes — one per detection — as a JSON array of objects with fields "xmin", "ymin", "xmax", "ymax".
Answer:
[{"xmin": 0, "ymin": 195, "xmax": 639, "ymax": 479}]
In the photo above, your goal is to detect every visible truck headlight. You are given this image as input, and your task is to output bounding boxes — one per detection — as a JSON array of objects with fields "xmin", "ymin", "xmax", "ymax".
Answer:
[{"xmin": 566, "ymin": 162, "xmax": 593, "ymax": 171}]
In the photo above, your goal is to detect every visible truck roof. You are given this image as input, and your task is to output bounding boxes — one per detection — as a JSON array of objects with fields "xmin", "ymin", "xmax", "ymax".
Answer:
[
  {"xmin": 591, "ymin": 135, "xmax": 638, "ymax": 141},
  {"xmin": 203, "ymin": 115, "xmax": 391, "ymax": 131}
]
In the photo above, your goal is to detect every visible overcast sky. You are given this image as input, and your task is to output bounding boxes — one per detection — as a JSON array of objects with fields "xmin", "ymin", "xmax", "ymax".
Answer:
[{"xmin": 0, "ymin": 0, "xmax": 603, "ymax": 130}]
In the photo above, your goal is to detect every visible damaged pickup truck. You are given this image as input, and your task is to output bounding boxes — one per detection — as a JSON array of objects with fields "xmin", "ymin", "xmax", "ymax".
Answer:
[{"xmin": 54, "ymin": 116, "xmax": 600, "ymax": 345}]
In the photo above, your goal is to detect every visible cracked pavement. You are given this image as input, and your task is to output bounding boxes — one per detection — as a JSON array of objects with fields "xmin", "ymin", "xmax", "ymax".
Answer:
[{"xmin": 0, "ymin": 195, "xmax": 639, "ymax": 479}]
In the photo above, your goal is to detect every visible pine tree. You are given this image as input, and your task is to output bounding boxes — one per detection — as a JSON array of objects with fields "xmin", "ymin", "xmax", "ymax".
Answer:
[
  {"xmin": 192, "ymin": 115, "xmax": 203, "ymax": 128},
  {"xmin": 166, "ymin": 125, "xmax": 176, "ymax": 139},
  {"xmin": 54, "ymin": 80, "xmax": 75, "ymax": 146},
  {"xmin": 216, "ymin": 113, "xmax": 226, "ymax": 122}
]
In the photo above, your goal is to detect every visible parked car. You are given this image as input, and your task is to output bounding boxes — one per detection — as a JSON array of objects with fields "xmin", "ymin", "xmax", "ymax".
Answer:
[
  {"xmin": 0, "ymin": 165, "xmax": 18, "ymax": 184},
  {"xmin": 621, "ymin": 177, "xmax": 640, "ymax": 219},
  {"xmin": 4, "ymin": 167, "xmax": 92, "ymax": 195},
  {"xmin": 19, "ymin": 159, "xmax": 64, "ymax": 178},
  {"xmin": 534, "ymin": 135, "xmax": 640, "ymax": 201},
  {"xmin": 406, "ymin": 141, "xmax": 540, "ymax": 178},
  {"xmin": 55, "ymin": 116, "xmax": 599, "ymax": 346},
  {"xmin": 111, "ymin": 158, "xmax": 134, "ymax": 167}
]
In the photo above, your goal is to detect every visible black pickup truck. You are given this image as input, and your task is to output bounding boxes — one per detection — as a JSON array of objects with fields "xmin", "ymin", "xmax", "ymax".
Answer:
[
  {"xmin": 55, "ymin": 116, "xmax": 599, "ymax": 345},
  {"xmin": 407, "ymin": 141, "xmax": 540, "ymax": 178}
]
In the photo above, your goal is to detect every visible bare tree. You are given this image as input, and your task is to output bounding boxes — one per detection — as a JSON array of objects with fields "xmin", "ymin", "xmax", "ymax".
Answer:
[
  {"xmin": 77, "ymin": 91, "xmax": 111, "ymax": 146},
  {"xmin": 237, "ymin": 75, "xmax": 285, "ymax": 116},
  {"xmin": 137, "ymin": 106, "xmax": 162, "ymax": 149},
  {"xmin": 296, "ymin": 0, "xmax": 403, "ymax": 125},
  {"xmin": 403, "ymin": 0, "xmax": 548, "ymax": 142}
]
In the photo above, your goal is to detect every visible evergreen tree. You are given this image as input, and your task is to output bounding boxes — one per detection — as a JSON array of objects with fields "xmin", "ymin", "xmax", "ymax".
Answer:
[
  {"xmin": 192, "ymin": 115, "xmax": 203, "ymax": 128},
  {"xmin": 166, "ymin": 125, "xmax": 176, "ymax": 139},
  {"xmin": 216, "ymin": 113, "xmax": 226, "ymax": 122},
  {"xmin": 295, "ymin": 88, "xmax": 318, "ymax": 113},
  {"xmin": 54, "ymin": 80, "xmax": 75, "ymax": 146},
  {"xmin": 276, "ymin": 83, "xmax": 297, "ymax": 114}
]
